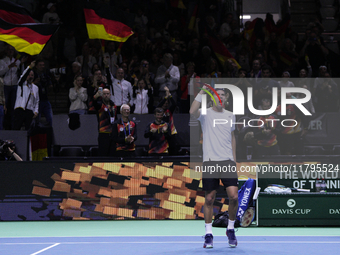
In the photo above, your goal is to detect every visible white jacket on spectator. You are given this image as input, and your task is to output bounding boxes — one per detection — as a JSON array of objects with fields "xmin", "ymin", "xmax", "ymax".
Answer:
[
  {"xmin": 14, "ymin": 82, "xmax": 39, "ymax": 114},
  {"xmin": 69, "ymin": 87, "xmax": 88, "ymax": 112},
  {"xmin": 0, "ymin": 56, "xmax": 21, "ymax": 85},
  {"xmin": 133, "ymin": 88, "xmax": 150, "ymax": 114},
  {"xmin": 155, "ymin": 64, "xmax": 180, "ymax": 92}
]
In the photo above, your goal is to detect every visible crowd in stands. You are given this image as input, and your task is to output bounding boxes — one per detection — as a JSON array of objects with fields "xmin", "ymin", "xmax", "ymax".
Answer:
[{"xmin": 0, "ymin": 0, "xmax": 340, "ymax": 158}]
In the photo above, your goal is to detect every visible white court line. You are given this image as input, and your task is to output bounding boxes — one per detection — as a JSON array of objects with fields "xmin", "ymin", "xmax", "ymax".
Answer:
[
  {"xmin": 1, "ymin": 241, "xmax": 340, "ymax": 245},
  {"xmin": 1, "ymin": 235, "xmax": 339, "ymax": 238},
  {"xmin": 30, "ymin": 243, "xmax": 60, "ymax": 255}
]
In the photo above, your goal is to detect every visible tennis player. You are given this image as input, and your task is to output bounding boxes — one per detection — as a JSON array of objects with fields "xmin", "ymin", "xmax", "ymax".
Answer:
[{"xmin": 190, "ymin": 85, "xmax": 238, "ymax": 248}]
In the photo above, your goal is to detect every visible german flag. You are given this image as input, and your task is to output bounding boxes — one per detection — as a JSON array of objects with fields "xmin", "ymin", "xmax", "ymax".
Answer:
[
  {"xmin": 84, "ymin": 3, "xmax": 134, "ymax": 42},
  {"xmin": 265, "ymin": 13, "xmax": 290, "ymax": 38},
  {"xmin": 170, "ymin": 0, "xmax": 187, "ymax": 9},
  {"xmin": 242, "ymin": 18, "xmax": 264, "ymax": 48},
  {"xmin": 0, "ymin": 18, "xmax": 58, "ymax": 55},
  {"xmin": 279, "ymin": 51, "xmax": 294, "ymax": 66},
  {"xmin": 0, "ymin": 0, "xmax": 35, "ymax": 24},
  {"xmin": 209, "ymin": 35, "xmax": 241, "ymax": 69},
  {"xmin": 30, "ymin": 134, "xmax": 48, "ymax": 161},
  {"xmin": 188, "ymin": 5, "xmax": 198, "ymax": 30}
]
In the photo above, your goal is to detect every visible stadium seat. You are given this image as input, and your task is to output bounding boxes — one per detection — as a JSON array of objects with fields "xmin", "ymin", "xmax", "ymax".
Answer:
[
  {"xmin": 320, "ymin": 0, "xmax": 334, "ymax": 6},
  {"xmin": 89, "ymin": 146, "xmax": 99, "ymax": 157},
  {"xmin": 325, "ymin": 41, "xmax": 339, "ymax": 54},
  {"xmin": 59, "ymin": 146, "xmax": 85, "ymax": 157},
  {"xmin": 303, "ymin": 146, "xmax": 326, "ymax": 155},
  {"xmin": 320, "ymin": 7, "xmax": 338, "ymax": 18},
  {"xmin": 332, "ymin": 145, "xmax": 340, "ymax": 155},
  {"xmin": 322, "ymin": 18, "xmax": 339, "ymax": 31},
  {"xmin": 135, "ymin": 146, "xmax": 148, "ymax": 156}
]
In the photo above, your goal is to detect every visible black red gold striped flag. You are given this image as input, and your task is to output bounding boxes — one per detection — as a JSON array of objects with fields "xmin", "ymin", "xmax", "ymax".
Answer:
[
  {"xmin": 84, "ymin": 3, "xmax": 134, "ymax": 42},
  {"xmin": 0, "ymin": 0, "xmax": 35, "ymax": 24},
  {"xmin": 188, "ymin": 5, "xmax": 198, "ymax": 30},
  {"xmin": 265, "ymin": 13, "xmax": 290, "ymax": 38},
  {"xmin": 242, "ymin": 18, "xmax": 264, "ymax": 48},
  {"xmin": 0, "ymin": 18, "xmax": 58, "ymax": 55},
  {"xmin": 170, "ymin": 0, "xmax": 187, "ymax": 9},
  {"xmin": 30, "ymin": 134, "xmax": 48, "ymax": 161},
  {"xmin": 209, "ymin": 35, "xmax": 241, "ymax": 69}
]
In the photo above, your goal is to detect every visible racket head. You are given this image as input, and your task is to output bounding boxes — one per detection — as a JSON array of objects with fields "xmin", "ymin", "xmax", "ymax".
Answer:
[{"xmin": 240, "ymin": 207, "xmax": 255, "ymax": 227}]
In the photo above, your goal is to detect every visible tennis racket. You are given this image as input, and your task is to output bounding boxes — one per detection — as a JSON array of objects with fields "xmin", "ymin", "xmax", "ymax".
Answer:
[{"xmin": 240, "ymin": 187, "xmax": 261, "ymax": 227}]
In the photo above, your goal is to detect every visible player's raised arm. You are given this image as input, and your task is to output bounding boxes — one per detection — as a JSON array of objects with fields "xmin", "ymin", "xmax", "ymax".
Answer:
[{"xmin": 189, "ymin": 84, "xmax": 207, "ymax": 119}]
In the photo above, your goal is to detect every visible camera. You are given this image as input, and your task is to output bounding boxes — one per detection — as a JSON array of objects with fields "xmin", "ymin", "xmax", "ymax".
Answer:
[
  {"xmin": 0, "ymin": 139, "xmax": 15, "ymax": 154},
  {"xmin": 50, "ymin": 67, "xmax": 67, "ymax": 75}
]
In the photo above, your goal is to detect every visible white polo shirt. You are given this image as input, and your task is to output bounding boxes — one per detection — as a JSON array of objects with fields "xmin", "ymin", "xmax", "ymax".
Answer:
[
  {"xmin": 197, "ymin": 108, "xmax": 235, "ymax": 162},
  {"xmin": 110, "ymin": 78, "xmax": 133, "ymax": 106}
]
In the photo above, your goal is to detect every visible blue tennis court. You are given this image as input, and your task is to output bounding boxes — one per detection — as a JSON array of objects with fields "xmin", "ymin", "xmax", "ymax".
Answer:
[
  {"xmin": 0, "ymin": 221, "xmax": 339, "ymax": 255},
  {"xmin": 1, "ymin": 236, "xmax": 340, "ymax": 255}
]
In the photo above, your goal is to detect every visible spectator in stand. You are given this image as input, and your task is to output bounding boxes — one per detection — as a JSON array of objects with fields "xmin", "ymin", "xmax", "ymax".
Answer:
[
  {"xmin": 33, "ymin": 59, "xmax": 53, "ymax": 127},
  {"xmin": 295, "ymin": 56, "xmax": 313, "ymax": 89},
  {"xmin": 252, "ymin": 39, "xmax": 267, "ymax": 64},
  {"xmin": 76, "ymin": 42, "xmax": 97, "ymax": 79},
  {"xmin": 112, "ymin": 104, "xmax": 137, "ymax": 157},
  {"xmin": 149, "ymin": 52, "xmax": 162, "ymax": 76},
  {"xmin": 237, "ymin": 47, "xmax": 251, "ymax": 72},
  {"xmin": 180, "ymin": 62, "xmax": 200, "ymax": 113},
  {"xmin": 93, "ymin": 87, "xmax": 117, "ymax": 156},
  {"xmin": 132, "ymin": 78, "xmax": 153, "ymax": 114},
  {"xmin": 249, "ymin": 59, "xmax": 261, "ymax": 79},
  {"xmin": 185, "ymin": 38, "xmax": 202, "ymax": 69},
  {"xmin": 134, "ymin": 8, "xmax": 148, "ymax": 31},
  {"xmin": 155, "ymin": 53, "xmax": 180, "ymax": 103},
  {"xmin": 314, "ymin": 73, "xmax": 339, "ymax": 112},
  {"xmin": 219, "ymin": 13, "xmax": 233, "ymax": 40},
  {"xmin": 222, "ymin": 59, "xmax": 238, "ymax": 78},
  {"xmin": 278, "ymin": 71, "xmax": 294, "ymax": 88},
  {"xmin": 275, "ymin": 94, "xmax": 309, "ymax": 155},
  {"xmin": 42, "ymin": 3, "xmax": 60, "ymax": 24},
  {"xmin": 196, "ymin": 46, "xmax": 213, "ymax": 77},
  {"xmin": 205, "ymin": 15, "xmax": 218, "ymax": 36},
  {"xmin": 253, "ymin": 65, "xmax": 280, "ymax": 109},
  {"xmin": 61, "ymin": 29, "xmax": 79, "ymax": 66},
  {"xmin": 130, "ymin": 59, "xmax": 155, "ymax": 88},
  {"xmin": 65, "ymin": 61, "xmax": 82, "ymax": 89},
  {"xmin": 103, "ymin": 41, "xmax": 122, "ymax": 78},
  {"xmin": 202, "ymin": 58, "xmax": 221, "ymax": 78},
  {"xmin": 312, "ymin": 65, "xmax": 334, "ymax": 95},
  {"xmin": 279, "ymin": 38, "xmax": 299, "ymax": 77},
  {"xmin": 87, "ymin": 69, "xmax": 108, "ymax": 114},
  {"xmin": 157, "ymin": 87, "xmax": 178, "ymax": 155},
  {"xmin": 108, "ymin": 67, "xmax": 133, "ymax": 114},
  {"xmin": 135, "ymin": 32, "xmax": 152, "ymax": 60},
  {"xmin": 0, "ymin": 45, "xmax": 26, "ymax": 129},
  {"xmin": 69, "ymin": 76, "xmax": 87, "ymax": 115},
  {"xmin": 144, "ymin": 107, "xmax": 171, "ymax": 155},
  {"xmin": 173, "ymin": 52, "xmax": 185, "ymax": 77},
  {"xmin": 253, "ymin": 98, "xmax": 281, "ymax": 157},
  {"xmin": 299, "ymin": 32, "xmax": 328, "ymax": 77},
  {"xmin": 13, "ymin": 62, "xmax": 39, "ymax": 130},
  {"xmin": 88, "ymin": 63, "xmax": 100, "ymax": 82},
  {"xmin": 265, "ymin": 32, "xmax": 280, "ymax": 68}
]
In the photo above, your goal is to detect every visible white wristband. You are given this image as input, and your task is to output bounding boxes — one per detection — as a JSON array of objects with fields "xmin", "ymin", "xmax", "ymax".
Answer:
[{"xmin": 195, "ymin": 93, "xmax": 202, "ymax": 103}]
